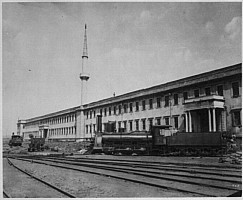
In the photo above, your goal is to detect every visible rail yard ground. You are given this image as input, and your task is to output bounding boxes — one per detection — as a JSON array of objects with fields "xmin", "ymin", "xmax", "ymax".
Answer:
[{"xmin": 2, "ymin": 139, "xmax": 242, "ymax": 198}]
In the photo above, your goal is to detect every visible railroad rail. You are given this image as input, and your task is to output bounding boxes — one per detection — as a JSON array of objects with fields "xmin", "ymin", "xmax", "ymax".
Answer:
[
  {"xmin": 8, "ymin": 155, "xmax": 241, "ymax": 197},
  {"xmin": 6, "ymin": 157, "xmax": 76, "ymax": 198},
  {"xmin": 3, "ymin": 190, "xmax": 11, "ymax": 198}
]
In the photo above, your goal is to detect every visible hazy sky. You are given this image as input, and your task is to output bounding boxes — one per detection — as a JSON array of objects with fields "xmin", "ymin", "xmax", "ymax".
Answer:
[{"xmin": 2, "ymin": 2, "xmax": 242, "ymax": 137}]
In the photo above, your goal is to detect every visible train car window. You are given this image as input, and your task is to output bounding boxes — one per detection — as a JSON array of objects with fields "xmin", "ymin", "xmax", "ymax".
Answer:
[
  {"xmin": 160, "ymin": 129, "xmax": 165, "ymax": 135},
  {"xmin": 160, "ymin": 129, "xmax": 172, "ymax": 136}
]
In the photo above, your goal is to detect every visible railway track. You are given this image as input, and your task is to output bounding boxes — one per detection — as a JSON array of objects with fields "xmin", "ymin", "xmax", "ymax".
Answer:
[
  {"xmin": 5, "ymin": 157, "xmax": 76, "ymax": 198},
  {"xmin": 53, "ymin": 156, "xmax": 242, "ymax": 175},
  {"xmin": 8, "ymin": 156, "xmax": 241, "ymax": 197},
  {"xmin": 65, "ymin": 156, "xmax": 242, "ymax": 169},
  {"xmin": 43, "ymin": 157, "xmax": 242, "ymax": 184}
]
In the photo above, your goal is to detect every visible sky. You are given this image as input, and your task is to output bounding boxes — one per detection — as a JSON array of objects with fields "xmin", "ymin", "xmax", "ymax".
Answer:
[{"xmin": 2, "ymin": 2, "xmax": 242, "ymax": 137}]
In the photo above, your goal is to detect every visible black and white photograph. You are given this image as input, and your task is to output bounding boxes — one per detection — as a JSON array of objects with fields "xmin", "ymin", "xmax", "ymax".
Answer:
[{"xmin": 2, "ymin": 1, "xmax": 242, "ymax": 198}]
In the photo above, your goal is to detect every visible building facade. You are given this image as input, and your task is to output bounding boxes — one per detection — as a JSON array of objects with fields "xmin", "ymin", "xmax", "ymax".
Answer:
[{"xmin": 17, "ymin": 63, "xmax": 242, "ymax": 141}]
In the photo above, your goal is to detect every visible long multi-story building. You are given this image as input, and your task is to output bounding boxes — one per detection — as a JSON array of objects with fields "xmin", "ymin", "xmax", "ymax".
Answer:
[
  {"xmin": 17, "ymin": 63, "xmax": 242, "ymax": 141},
  {"xmin": 17, "ymin": 25, "xmax": 242, "ymax": 141}
]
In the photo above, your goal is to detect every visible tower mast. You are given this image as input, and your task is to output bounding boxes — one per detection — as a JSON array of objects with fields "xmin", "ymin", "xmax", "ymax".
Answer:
[
  {"xmin": 80, "ymin": 24, "xmax": 90, "ymax": 108},
  {"xmin": 78, "ymin": 24, "xmax": 90, "ymax": 140}
]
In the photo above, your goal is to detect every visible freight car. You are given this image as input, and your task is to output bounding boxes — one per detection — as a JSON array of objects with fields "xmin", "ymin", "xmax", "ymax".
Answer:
[
  {"xmin": 9, "ymin": 133, "xmax": 23, "ymax": 147},
  {"xmin": 93, "ymin": 125, "xmax": 228, "ymax": 156}
]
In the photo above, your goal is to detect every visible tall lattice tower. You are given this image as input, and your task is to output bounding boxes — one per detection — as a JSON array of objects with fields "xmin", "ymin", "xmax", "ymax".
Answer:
[{"xmin": 80, "ymin": 24, "xmax": 90, "ymax": 108}]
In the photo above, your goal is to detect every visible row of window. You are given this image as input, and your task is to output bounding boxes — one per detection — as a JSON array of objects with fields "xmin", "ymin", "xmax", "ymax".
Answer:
[
  {"xmin": 86, "ymin": 82, "xmax": 240, "ymax": 119},
  {"xmin": 86, "ymin": 97, "xmax": 175, "ymax": 119},
  {"xmin": 86, "ymin": 124, "xmax": 96, "ymax": 134},
  {"xmin": 189, "ymin": 82, "xmax": 239, "ymax": 98},
  {"xmin": 85, "ymin": 111, "xmax": 241, "ymax": 134},
  {"xmin": 49, "ymin": 126, "xmax": 76, "ymax": 136},
  {"xmin": 85, "ymin": 116, "xmax": 179, "ymax": 134},
  {"xmin": 26, "ymin": 114, "xmax": 76, "ymax": 127}
]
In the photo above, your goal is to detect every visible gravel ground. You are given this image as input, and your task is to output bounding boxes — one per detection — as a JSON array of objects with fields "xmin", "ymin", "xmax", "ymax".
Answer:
[{"xmin": 5, "ymin": 158, "xmax": 203, "ymax": 198}]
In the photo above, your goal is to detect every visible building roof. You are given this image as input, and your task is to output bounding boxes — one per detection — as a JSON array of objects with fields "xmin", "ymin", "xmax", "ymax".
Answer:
[
  {"xmin": 21, "ymin": 63, "xmax": 241, "ymax": 123},
  {"xmin": 22, "ymin": 106, "xmax": 80, "ymax": 123},
  {"xmin": 85, "ymin": 63, "xmax": 241, "ymax": 109}
]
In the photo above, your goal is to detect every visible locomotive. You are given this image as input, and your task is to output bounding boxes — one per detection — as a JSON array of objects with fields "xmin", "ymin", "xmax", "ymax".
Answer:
[
  {"xmin": 28, "ymin": 134, "xmax": 45, "ymax": 152},
  {"xmin": 9, "ymin": 133, "xmax": 23, "ymax": 147},
  {"xmin": 93, "ymin": 125, "xmax": 228, "ymax": 156}
]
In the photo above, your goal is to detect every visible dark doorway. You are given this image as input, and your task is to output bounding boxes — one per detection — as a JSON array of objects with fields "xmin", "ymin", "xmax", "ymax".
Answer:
[
  {"xmin": 43, "ymin": 129, "xmax": 48, "ymax": 138},
  {"xmin": 199, "ymin": 109, "xmax": 209, "ymax": 132}
]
